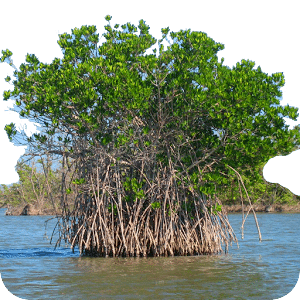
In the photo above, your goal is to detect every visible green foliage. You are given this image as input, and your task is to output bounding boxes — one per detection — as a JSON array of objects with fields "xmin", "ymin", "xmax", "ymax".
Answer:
[
  {"xmin": 217, "ymin": 160, "xmax": 299, "ymax": 206},
  {"xmin": 151, "ymin": 201, "xmax": 161, "ymax": 209},
  {"xmin": 208, "ymin": 204, "xmax": 222, "ymax": 215},
  {"xmin": 123, "ymin": 177, "xmax": 145, "ymax": 201},
  {"xmin": 72, "ymin": 178, "xmax": 86, "ymax": 185},
  {"xmin": 1, "ymin": 15, "xmax": 300, "ymax": 212},
  {"xmin": 107, "ymin": 203, "xmax": 117, "ymax": 215}
]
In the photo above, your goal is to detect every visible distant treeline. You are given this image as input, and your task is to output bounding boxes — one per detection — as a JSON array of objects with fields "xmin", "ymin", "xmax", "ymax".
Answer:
[{"xmin": 0, "ymin": 155, "xmax": 76, "ymax": 211}]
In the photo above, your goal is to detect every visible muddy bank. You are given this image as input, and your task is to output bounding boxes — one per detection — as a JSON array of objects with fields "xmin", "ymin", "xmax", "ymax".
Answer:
[
  {"xmin": 4, "ymin": 203, "xmax": 61, "ymax": 216},
  {"xmin": 223, "ymin": 203, "xmax": 300, "ymax": 213},
  {"xmin": 3, "ymin": 202, "xmax": 300, "ymax": 216}
]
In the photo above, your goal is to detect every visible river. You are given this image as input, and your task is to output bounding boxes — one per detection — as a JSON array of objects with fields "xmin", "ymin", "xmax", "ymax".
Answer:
[{"xmin": 0, "ymin": 208, "xmax": 299, "ymax": 299}]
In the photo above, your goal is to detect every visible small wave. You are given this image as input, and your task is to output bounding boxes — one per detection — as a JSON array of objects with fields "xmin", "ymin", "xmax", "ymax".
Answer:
[{"xmin": 0, "ymin": 247, "xmax": 79, "ymax": 258}]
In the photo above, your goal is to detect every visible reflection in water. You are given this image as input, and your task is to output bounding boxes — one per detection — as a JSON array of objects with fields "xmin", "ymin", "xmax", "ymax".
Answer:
[{"xmin": 0, "ymin": 209, "xmax": 299, "ymax": 299}]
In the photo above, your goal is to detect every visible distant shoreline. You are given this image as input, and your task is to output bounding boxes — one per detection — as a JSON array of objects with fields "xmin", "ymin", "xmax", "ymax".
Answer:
[
  {"xmin": 223, "ymin": 203, "xmax": 300, "ymax": 213},
  {"xmin": 2, "ymin": 202, "xmax": 300, "ymax": 216}
]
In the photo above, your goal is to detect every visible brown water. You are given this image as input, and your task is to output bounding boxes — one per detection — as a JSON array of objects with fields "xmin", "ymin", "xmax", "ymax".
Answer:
[{"xmin": 0, "ymin": 208, "xmax": 299, "ymax": 299}]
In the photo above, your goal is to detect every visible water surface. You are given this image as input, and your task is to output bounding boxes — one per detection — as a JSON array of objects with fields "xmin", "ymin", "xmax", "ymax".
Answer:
[{"xmin": 0, "ymin": 208, "xmax": 299, "ymax": 299}]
